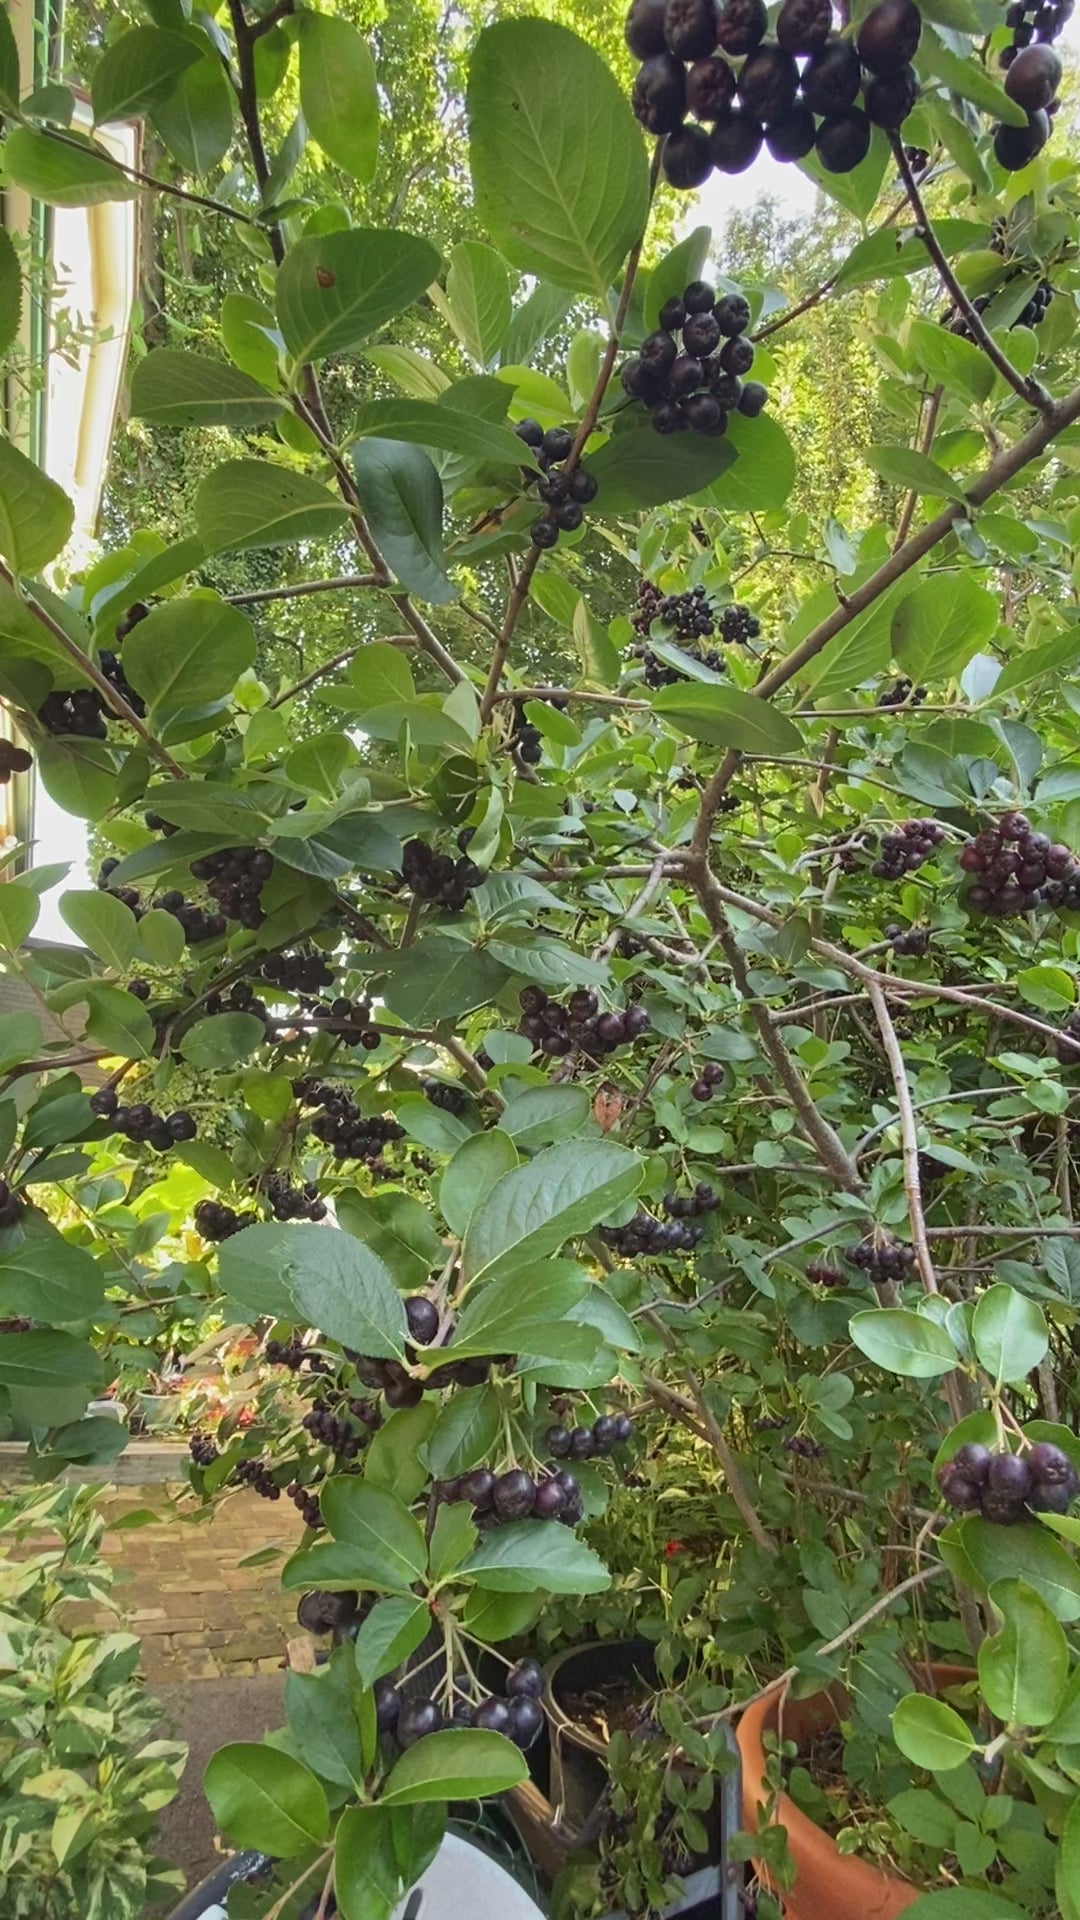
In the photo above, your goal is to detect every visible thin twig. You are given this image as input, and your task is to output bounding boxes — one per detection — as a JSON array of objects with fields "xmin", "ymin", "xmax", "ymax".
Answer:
[
  {"xmin": 642, "ymin": 1318, "xmax": 778, "ymax": 1557},
  {"xmin": 893, "ymin": 384, "xmax": 944, "ymax": 552},
  {"xmin": 228, "ymin": 573, "xmax": 382, "ymax": 608},
  {"xmin": 37, "ymin": 126, "xmax": 261, "ymax": 228},
  {"xmin": 865, "ymin": 979, "xmax": 938, "ymax": 1297}
]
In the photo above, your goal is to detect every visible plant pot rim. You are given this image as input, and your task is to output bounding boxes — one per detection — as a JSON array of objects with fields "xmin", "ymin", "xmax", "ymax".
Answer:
[
  {"xmin": 543, "ymin": 1635, "xmax": 663, "ymax": 1759},
  {"xmin": 736, "ymin": 1663, "xmax": 975, "ymax": 1920}
]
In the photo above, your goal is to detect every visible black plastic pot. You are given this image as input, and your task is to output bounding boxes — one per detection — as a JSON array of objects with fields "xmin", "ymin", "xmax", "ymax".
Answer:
[
  {"xmin": 165, "ymin": 1850, "xmax": 272, "ymax": 1919},
  {"xmin": 544, "ymin": 1638, "xmax": 742, "ymax": 1920}
]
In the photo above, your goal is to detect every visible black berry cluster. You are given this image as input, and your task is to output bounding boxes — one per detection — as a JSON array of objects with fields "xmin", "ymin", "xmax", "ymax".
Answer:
[
  {"xmin": 194, "ymin": 1198, "xmax": 259, "ymax": 1242},
  {"xmin": 262, "ymin": 949, "xmax": 336, "ymax": 997},
  {"xmin": 189, "ymin": 1432, "xmax": 219, "ymax": 1468},
  {"xmin": 154, "ymin": 890, "xmax": 227, "ymax": 946},
  {"xmin": 846, "ymin": 1237, "xmax": 915, "ymax": 1285},
  {"xmin": 960, "ymin": 812, "xmax": 1080, "ymax": 917},
  {"xmin": 620, "ymin": 281, "xmax": 767, "ymax": 439},
  {"xmin": 511, "ymin": 708, "xmax": 543, "ymax": 766},
  {"xmin": 938, "ymin": 1441, "xmax": 1079, "ymax": 1521},
  {"xmin": 90, "ymin": 1087, "xmax": 197, "ymax": 1153},
  {"xmin": 885, "ymin": 923, "xmax": 930, "ymax": 957},
  {"xmin": 375, "ymin": 1659, "xmax": 545, "ymax": 1753},
  {"xmin": 717, "ymin": 602, "xmax": 762, "ymax": 644},
  {"xmin": 0, "ymin": 740, "xmax": 31, "ymax": 783},
  {"xmin": 547, "ymin": 1413, "xmax": 635, "ymax": 1459},
  {"xmin": 265, "ymin": 1336, "xmax": 321, "ymax": 1370},
  {"xmin": 235, "ymin": 1457, "xmax": 280, "ymax": 1500},
  {"xmin": 603, "ymin": 1210, "xmax": 704, "ymax": 1255},
  {"xmin": 0, "ymin": 1180, "xmax": 25, "ymax": 1231},
  {"xmin": 37, "ymin": 651, "xmax": 145, "ymax": 740},
  {"xmin": 806, "ymin": 1260, "xmax": 846, "ymax": 1287},
  {"xmin": 422, "ymin": 1078, "xmax": 467, "ymax": 1115},
  {"xmin": 663, "ymin": 1182, "xmax": 720, "ymax": 1222},
  {"xmin": 1056, "ymin": 1008, "xmax": 1080, "ymax": 1066},
  {"xmin": 293, "ymin": 1081, "xmax": 406, "ymax": 1164},
  {"xmin": 514, "ymin": 421, "xmax": 600, "ymax": 551},
  {"xmin": 784, "ymin": 1433, "xmax": 828, "ymax": 1458},
  {"xmin": 289, "ymin": 1481, "xmax": 325, "ymax": 1530},
  {"xmin": 262, "ymin": 1173, "xmax": 327, "ymax": 1223},
  {"xmin": 632, "ymin": 578, "xmax": 716, "ymax": 642},
  {"xmin": 629, "ymin": 638, "xmax": 726, "ymax": 687},
  {"xmin": 690, "ymin": 1061, "xmax": 724, "ymax": 1102},
  {"xmin": 202, "ymin": 981, "xmax": 272, "ymax": 1027},
  {"xmin": 401, "ymin": 838, "xmax": 484, "ymax": 912},
  {"xmin": 627, "ymin": 0, "xmax": 924, "ymax": 186},
  {"xmin": 301, "ymin": 1401, "xmax": 368, "ymax": 1460},
  {"xmin": 296, "ymin": 1590, "xmax": 359, "ymax": 1636},
  {"xmin": 945, "ymin": 278, "xmax": 1054, "ymax": 341},
  {"xmin": 320, "ymin": 997, "xmax": 381, "ymax": 1050},
  {"xmin": 877, "ymin": 677, "xmax": 926, "ymax": 708},
  {"xmin": 189, "ymin": 847, "xmax": 274, "ymax": 930},
  {"xmin": 902, "ymin": 142, "xmax": 928, "ymax": 172},
  {"xmin": 517, "ymin": 986, "xmax": 650, "ymax": 1060},
  {"xmin": 994, "ymin": 38, "xmax": 1063, "ymax": 171},
  {"xmin": 438, "ymin": 1463, "xmax": 583, "ymax": 1526},
  {"xmin": 1016, "ymin": 278, "xmax": 1055, "ymax": 328},
  {"xmin": 871, "ymin": 819, "xmax": 946, "ymax": 879}
]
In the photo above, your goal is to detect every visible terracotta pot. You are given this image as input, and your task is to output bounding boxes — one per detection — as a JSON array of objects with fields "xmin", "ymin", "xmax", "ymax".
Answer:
[{"xmin": 736, "ymin": 1665, "xmax": 973, "ymax": 1920}]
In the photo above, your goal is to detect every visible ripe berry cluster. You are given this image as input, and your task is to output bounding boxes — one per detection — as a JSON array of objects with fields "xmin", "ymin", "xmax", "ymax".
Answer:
[
  {"xmin": 663, "ymin": 1182, "xmax": 720, "ymax": 1221},
  {"xmin": 188, "ymin": 847, "xmax": 274, "ymax": 931},
  {"xmin": 202, "ymin": 981, "xmax": 271, "ymax": 1027},
  {"xmin": 620, "ymin": 282, "xmax": 767, "ymax": 439},
  {"xmin": 235, "ymin": 1457, "xmax": 280, "ymax": 1500},
  {"xmin": 89, "ymin": 1087, "xmax": 198, "ymax": 1152},
  {"xmin": 153, "ymin": 890, "xmax": 227, "ymax": 946},
  {"xmin": 806, "ymin": 1261, "xmax": 846, "ymax": 1287},
  {"xmin": 265, "ymin": 1336, "xmax": 317, "ymax": 1370},
  {"xmin": 1056, "ymin": 1008, "xmax": 1080, "ymax": 1066},
  {"xmin": 262, "ymin": 1173, "xmax": 327, "ymax": 1223},
  {"xmin": 438, "ymin": 1463, "xmax": 584, "ymax": 1526},
  {"xmin": 628, "ymin": 0, "xmax": 924, "ymax": 186},
  {"xmin": 690, "ymin": 1060, "xmax": 724, "ymax": 1102},
  {"xmin": 511, "ymin": 707, "xmax": 543, "ymax": 766},
  {"xmin": 846, "ymin": 1238, "xmax": 915, "ymax": 1284},
  {"xmin": 194, "ymin": 1198, "xmax": 259, "ymax": 1242},
  {"xmin": 518, "ymin": 986, "xmax": 650, "ymax": 1059},
  {"xmin": 938, "ymin": 1440, "xmax": 1079, "ymax": 1522},
  {"xmin": 301, "ymin": 1402, "xmax": 368, "ymax": 1459},
  {"xmin": 262, "ymin": 949, "xmax": 336, "ymax": 997},
  {"xmin": 785, "ymin": 1433, "xmax": 828, "ymax": 1458},
  {"xmin": 294, "ymin": 1082, "xmax": 406, "ymax": 1164},
  {"xmin": 422, "ymin": 1078, "xmax": 467, "ymax": 1115},
  {"xmin": 871, "ymin": 819, "xmax": 946, "ymax": 879},
  {"xmin": 289, "ymin": 1482, "xmax": 324, "ymax": 1530},
  {"xmin": 514, "ymin": 421, "xmax": 600, "ymax": 551},
  {"xmin": 0, "ymin": 740, "xmax": 31, "ymax": 783},
  {"xmin": 375, "ymin": 1658, "xmax": 545, "ymax": 1753},
  {"xmin": 945, "ymin": 277, "xmax": 1054, "ymax": 342},
  {"xmin": 960, "ymin": 812, "xmax": 1080, "ymax": 917},
  {"xmin": 632, "ymin": 579, "xmax": 717, "ymax": 642},
  {"xmin": 547, "ymin": 1413, "xmax": 635, "ymax": 1459},
  {"xmin": 877, "ymin": 677, "xmax": 926, "ymax": 708},
  {"xmin": 994, "ymin": 39, "xmax": 1063, "ymax": 172},
  {"xmin": 321, "ymin": 997, "xmax": 381, "ymax": 1050},
  {"xmin": 296, "ymin": 1589, "xmax": 359, "ymax": 1636},
  {"xmin": 603, "ymin": 1210, "xmax": 705, "ymax": 1254},
  {"xmin": 37, "ymin": 651, "xmax": 145, "ymax": 740},
  {"xmin": 0, "ymin": 1180, "xmax": 25, "ymax": 1231},
  {"xmin": 885, "ymin": 923, "xmax": 930, "ymax": 957},
  {"xmin": 401, "ymin": 837, "xmax": 484, "ymax": 912},
  {"xmin": 189, "ymin": 1433, "xmax": 219, "ymax": 1468},
  {"xmin": 717, "ymin": 602, "xmax": 762, "ymax": 644},
  {"xmin": 629, "ymin": 639, "xmax": 726, "ymax": 688}
]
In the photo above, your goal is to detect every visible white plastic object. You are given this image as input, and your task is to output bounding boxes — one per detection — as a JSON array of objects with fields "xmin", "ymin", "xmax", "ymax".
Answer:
[{"xmin": 390, "ymin": 1834, "xmax": 546, "ymax": 1919}]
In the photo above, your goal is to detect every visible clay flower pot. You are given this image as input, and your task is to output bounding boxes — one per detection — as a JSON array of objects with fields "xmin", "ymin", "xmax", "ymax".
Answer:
[{"xmin": 736, "ymin": 1666, "xmax": 973, "ymax": 1920}]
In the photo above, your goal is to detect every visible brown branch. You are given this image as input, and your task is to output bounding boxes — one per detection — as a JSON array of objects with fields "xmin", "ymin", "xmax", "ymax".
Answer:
[
  {"xmin": 37, "ymin": 126, "xmax": 261, "ymax": 228},
  {"xmin": 893, "ymin": 384, "xmax": 944, "ymax": 553},
  {"xmin": 865, "ymin": 979, "xmax": 938, "ymax": 1296},
  {"xmin": 891, "ymin": 138, "xmax": 1051, "ymax": 416},
  {"xmin": 228, "ymin": 0, "xmax": 284, "ymax": 264},
  {"xmin": 228, "ymin": 573, "xmax": 382, "ymax": 608},
  {"xmin": 493, "ymin": 687, "xmax": 647, "ymax": 709}
]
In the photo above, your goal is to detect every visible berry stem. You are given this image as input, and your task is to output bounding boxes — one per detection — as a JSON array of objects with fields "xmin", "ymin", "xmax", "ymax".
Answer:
[
  {"xmin": 31, "ymin": 125, "xmax": 264, "ymax": 231},
  {"xmin": 864, "ymin": 979, "xmax": 941, "ymax": 1295},
  {"xmin": 893, "ymin": 383, "xmax": 944, "ymax": 553},
  {"xmin": 477, "ymin": 141, "xmax": 665, "ymax": 726},
  {"xmin": 890, "ymin": 137, "xmax": 1053, "ymax": 416}
]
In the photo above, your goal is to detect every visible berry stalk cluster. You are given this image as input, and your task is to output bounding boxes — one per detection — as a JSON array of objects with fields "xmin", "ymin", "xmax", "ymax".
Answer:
[
  {"xmin": 960, "ymin": 812, "xmax": 1080, "ymax": 916},
  {"xmin": 518, "ymin": 986, "xmax": 650, "ymax": 1059},
  {"xmin": 938, "ymin": 1440, "xmax": 1079, "ymax": 1521},
  {"xmin": 90, "ymin": 1087, "xmax": 197, "ymax": 1153},
  {"xmin": 513, "ymin": 421, "xmax": 600, "ymax": 551},
  {"xmin": 621, "ymin": 282, "xmax": 767, "ymax": 438}
]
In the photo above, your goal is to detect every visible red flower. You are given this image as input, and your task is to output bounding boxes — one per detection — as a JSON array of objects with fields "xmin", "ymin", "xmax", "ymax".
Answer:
[
  {"xmin": 664, "ymin": 1539, "xmax": 684, "ymax": 1558},
  {"xmin": 236, "ymin": 1406, "xmax": 256, "ymax": 1429}
]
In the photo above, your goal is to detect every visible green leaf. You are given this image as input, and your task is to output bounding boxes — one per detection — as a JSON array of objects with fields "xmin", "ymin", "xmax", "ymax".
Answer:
[
  {"xmin": 3, "ymin": 128, "xmax": 138, "ymax": 207},
  {"xmin": 971, "ymin": 1284, "xmax": 1048, "ymax": 1385},
  {"xmin": 130, "ymin": 350, "xmax": 283, "ymax": 430},
  {"xmin": 35, "ymin": 739, "xmax": 118, "ymax": 822},
  {"xmin": 123, "ymin": 597, "xmax": 257, "ymax": 726},
  {"xmin": 891, "ymin": 1694, "xmax": 977, "ymax": 1772},
  {"xmin": 468, "ymin": 18, "xmax": 648, "ymax": 298},
  {"xmin": 919, "ymin": 34, "xmax": 1028, "ymax": 127},
  {"xmin": 57, "ymin": 890, "xmax": 137, "ymax": 971},
  {"xmin": 150, "ymin": 35, "xmax": 235, "ymax": 175},
  {"xmin": 337, "ymin": 1189, "xmax": 443, "ymax": 1293},
  {"xmin": 461, "ymin": 1587, "xmax": 542, "ymax": 1642},
  {"xmin": 296, "ymin": 10, "xmax": 379, "ymax": 185},
  {"xmin": 644, "ymin": 226, "xmax": 711, "ymax": 333},
  {"xmin": 502, "ymin": 281, "xmax": 573, "ymax": 366},
  {"xmin": 500, "ymin": 1086, "xmax": 591, "ymax": 1152},
  {"xmin": 350, "ymin": 399, "xmax": 537, "ymax": 473},
  {"xmin": 1043, "ymin": 1665, "xmax": 1080, "ymax": 1741},
  {"xmin": 366, "ymin": 344, "xmax": 451, "ymax": 400},
  {"xmin": 588, "ymin": 423, "xmax": 736, "ymax": 515},
  {"xmin": 651, "ymin": 682, "xmax": 803, "ymax": 756},
  {"xmin": 179, "ymin": 1012, "xmax": 266, "ymax": 1071},
  {"xmin": 426, "ymin": 1385, "xmax": 502, "ymax": 1478},
  {"xmin": 957, "ymin": 1516, "xmax": 1080, "ymax": 1621},
  {"xmin": 91, "ymin": 27, "xmax": 201, "ymax": 124},
  {"xmin": 849, "ymin": 1309, "xmax": 958, "ymax": 1378},
  {"xmin": 196, "ymin": 460, "xmax": 349, "ymax": 555},
  {"xmin": 0, "ymin": 1011, "xmax": 41, "ymax": 1068},
  {"xmin": 440, "ymin": 1131, "xmax": 518, "ymax": 1240},
  {"xmin": 275, "ymin": 230, "xmax": 440, "ymax": 364},
  {"xmin": 0, "ymin": 231, "xmax": 19, "ymax": 363},
  {"xmin": 203, "ymin": 1744, "xmax": 329, "ymax": 1857},
  {"xmin": 320, "ymin": 1479, "xmax": 427, "ymax": 1592},
  {"xmin": 140, "ymin": 779, "xmax": 268, "ymax": 836},
  {"xmin": 0, "ymin": 4, "xmax": 19, "ymax": 110},
  {"xmin": 886, "ymin": 1788, "xmax": 957, "ymax": 1849},
  {"xmin": 978, "ymin": 1578, "xmax": 1067, "ymax": 1727},
  {"xmin": 49, "ymin": 1414, "xmax": 129, "ymax": 1464},
  {"xmin": 463, "ymin": 1139, "xmax": 641, "ymax": 1282},
  {"xmin": 353, "ymin": 1597, "xmax": 431, "ymax": 1688},
  {"xmin": 351, "ymin": 440, "xmax": 454, "ymax": 606},
  {"xmin": 1059, "ymin": 1797, "xmax": 1080, "ymax": 1920},
  {"xmin": 428, "ymin": 1501, "xmax": 479, "ymax": 1579},
  {"xmin": 380, "ymin": 938, "xmax": 509, "ymax": 1026},
  {"xmin": 221, "ymin": 292, "xmax": 281, "ymax": 390},
  {"xmin": 447, "ymin": 1263, "xmax": 588, "ymax": 1359},
  {"xmin": 0, "ymin": 882, "xmax": 39, "ymax": 949},
  {"xmin": 289, "ymin": 1232, "xmax": 408, "ymax": 1361},
  {"xmin": 284, "ymin": 1652, "xmax": 364, "ymax": 1790},
  {"xmin": 82, "ymin": 984, "xmax": 155, "ymax": 1060},
  {"xmin": 137, "ymin": 908, "xmax": 186, "ymax": 969},
  {"xmin": 446, "ymin": 242, "xmax": 512, "ymax": 369},
  {"xmin": 464, "ymin": 1518, "xmax": 610, "ymax": 1594},
  {"xmin": 865, "ymin": 445, "xmax": 967, "ymax": 503},
  {"xmin": 902, "ymin": 1896, "xmax": 1026, "ymax": 1920},
  {"xmin": 996, "ymin": 626, "xmax": 1080, "ymax": 696},
  {"xmin": 0, "ymin": 1330, "xmax": 103, "ymax": 1392},
  {"xmin": 801, "ymin": 592, "xmax": 901, "ymax": 705},
  {"xmin": 706, "ymin": 412, "xmax": 797, "ymax": 513},
  {"xmin": 892, "ymin": 574, "xmax": 998, "ymax": 686},
  {"xmin": 335, "ymin": 1804, "xmax": 445, "ymax": 1920},
  {"xmin": 0, "ymin": 437, "xmax": 74, "ymax": 574},
  {"xmin": 907, "ymin": 318, "xmax": 995, "ymax": 407},
  {"xmin": 0, "ymin": 1241, "xmax": 106, "ymax": 1325},
  {"xmin": 382, "ymin": 1729, "xmax": 527, "ymax": 1804},
  {"xmin": 364, "ymin": 1401, "xmax": 439, "ymax": 1504}
]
